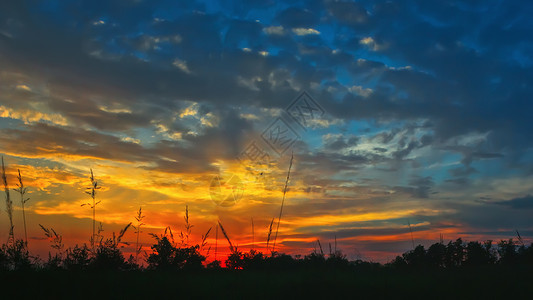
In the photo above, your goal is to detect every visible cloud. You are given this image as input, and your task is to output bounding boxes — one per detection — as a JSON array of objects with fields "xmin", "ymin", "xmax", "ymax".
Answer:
[
  {"xmin": 0, "ymin": 105, "xmax": 69, "ymax": 126},
  {"xmin": 493, "ymin": 195, "xmax": 533, "ymax": 209},
  {"xmin": 322, "ymin": 133, "xmax": 359, "ymax": 151},
  {"xmin": 327, "ymin": 1, "xmax": 369, "ymax": 25},
  {"xmin": 394, "ymin": 176, "xmax": 435, "ymax": 199},
  {"xmin": 263, "ymin": 26, "xmax": 285, "ymax": 35},
  {"xmin": 359, "ymin": 37, "xmax": 384, "ymax": 51},
  {"xmin": 349, "ymin": 85, "xmax": 373, "ymax": 97},
  {"xmin": 172, "ymin": 58, "xmax": 192, "ymax": 73},
  {"xmin": 16, "ymin": 84, "xmax": 31, "ymax": 91},
  {"xmin": 292, "ymin": 28, "xmax": 320, "ymax": 36}
]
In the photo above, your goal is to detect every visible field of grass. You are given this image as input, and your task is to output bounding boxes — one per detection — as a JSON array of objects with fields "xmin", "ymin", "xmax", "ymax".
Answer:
[{"xmin": 1, "ymin": 266, "xmax": 531, "ymax": 299}]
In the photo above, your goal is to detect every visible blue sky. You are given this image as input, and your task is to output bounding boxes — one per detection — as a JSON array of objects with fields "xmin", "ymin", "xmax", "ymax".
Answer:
[{"xmin": 0, "ymin": 0, "xmax": 532, "ymax": 261}]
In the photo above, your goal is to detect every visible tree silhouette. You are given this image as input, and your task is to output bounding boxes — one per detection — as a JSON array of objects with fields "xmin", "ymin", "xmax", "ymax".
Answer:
[
  {"xmin": 445, "ymin": 238, "xmax": 465, "ymax": 268},
  {"xmin": 497, "ymin": 239, "xmax": 517, "ymax": 265},
  {"xmin": 426, "ymin": 242, "xmax": 446, "ymax": 268},
  {"xmin": 402, "ymin": 245, "xmax": 427, "ymax": 268},
  {"xmin": 464, "ymin": 241, "xmax": 496, "ymax": 266}
]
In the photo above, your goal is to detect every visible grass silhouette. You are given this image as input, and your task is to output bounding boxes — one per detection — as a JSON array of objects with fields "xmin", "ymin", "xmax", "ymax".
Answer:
[
  {"xmin": 81, "ymin": 169, "xmax": 101, "ymax": 251},
  {"xmin": 14, "ymin": 169, "xmax": 30, "ymax": 247},
  {"xmin": 1, "ymin": 157, "xmax": 14, "ymax": 244},
  {"xmin": 272, "ymin": 152, "xmax": 293, "ymax": 253},
  {"xmin": 0, "ymin": 158, "xmax": 531, "ymax": 299},
  {"xmin": 133, "ymin": 206, "xmax": 145, "ymax": 264}
]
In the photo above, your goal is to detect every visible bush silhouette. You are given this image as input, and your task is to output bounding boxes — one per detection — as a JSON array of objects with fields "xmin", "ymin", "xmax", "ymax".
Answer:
[
  {"xmin": 147, "ymin": 236, "xmax": 206, "ymax": 270},
  {"xmin": 175, "ymin": 245, "xmax": 205, "ymax": 270},
  {"xmin": 303, "ymin": 252, "xmax": 326, "ymax": 268},
  {"xmin": 44, "ymin": 253, "xmax": 63, "ymax": 271},
  {"xmin": 63, "ymin": 244, "xmax": 91, "ymax": 271},
  {"xmin": 326, "ymin": 250, "xmax": 350, "ymax": 269},
  {"xmin": 1, "ymin": 240, "xmax": 32, "ymax": 271},
  {"xmin": 206, "ymin": 259, "xmax": 221, "ymax": 269},
  {"xmin": 148, "ymin": 236, "xmax": 177, "ymax": 270},
  {"xmin": 91, "ymin": 240, "xmax": 127, "ymax": 270},
  {"xmin": 242, "ymin": 249, "xmax": 267, "ymax": 270}
]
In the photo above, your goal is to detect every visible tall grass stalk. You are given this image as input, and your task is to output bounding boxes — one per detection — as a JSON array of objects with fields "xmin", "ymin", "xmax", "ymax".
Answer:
[
  {"xmin": 317, "ymin": 239, "xmax": 324, "ymax": 255},
  {"xmin": 251, "ymin": 217, "xmax": 254, "ymax": 251},
  {"xmin": 200, "ymin": 226, "xmax": 212, "ymax": 258},
  {"xmin": 218, "ymin": 220, "xmax": 234, "ymax": 252},
  {"xmin": 14, "ymin": 169, "xmax": 30, "ymax": 246},
  {"xmin": 134, "ymin": 207, "xmax": 145, "ymax": 263},
  {"xmin": 184, "ymin": 205, "xmax": 193, "ymax": 246},
  {"xmin": 215, "ymin": 224, "xmax": 218, "ymax": 262},
  {"xmin": 95, "ymin": 222, "xmax": 104, "ymax": 247},
  {"xmin": 39, "ymin": 224, "xmax": 64, "ymax": 255},
  {"xmin": 266, "ymin": 218, "xmax": 274, "ymax": 252},
  {"xmin": 2, "ymin": 156, "xmax": 14, "ymax": 244},
  {"xmin": 82, "ymin": 169, "xmax": 101, "ymax": 251},
  {"xmin": 112, "ymin": 222, "xmax": 132, "ymax": 247},
  {"xmin": 272, "ymin": 152, "xmax": 294, "ymax": 252},
  {"xmin": 163, "ymin": 226, "xmax": 176, "ymax": 245},
  {"xmin": 148, "ymin": 225, "xmax": 175, "ymax": 245},
  {"xmin": 200, "ymin": 227, "xmax": 212, "ymax": 249},
  {"xmin": 516, "ymin": 229, "xmax": 524, "ymax": 246}
]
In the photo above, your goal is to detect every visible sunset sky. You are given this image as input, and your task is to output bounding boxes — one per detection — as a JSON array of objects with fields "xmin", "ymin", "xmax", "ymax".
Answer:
[{"xmin": 1, "ymin": 0, "xmax": 532, "ymax": 262}]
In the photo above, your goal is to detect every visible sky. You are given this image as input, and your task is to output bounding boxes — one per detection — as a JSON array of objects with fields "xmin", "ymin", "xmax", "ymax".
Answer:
[{"xmin": 0, "ymin": 0, "xmax": 532, "ymax": 262}]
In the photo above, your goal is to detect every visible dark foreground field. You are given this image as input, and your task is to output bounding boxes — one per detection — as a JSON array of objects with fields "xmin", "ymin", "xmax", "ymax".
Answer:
[{"xmin": 1, "ymin": 266, "xmax": 532, "ymax": 299}]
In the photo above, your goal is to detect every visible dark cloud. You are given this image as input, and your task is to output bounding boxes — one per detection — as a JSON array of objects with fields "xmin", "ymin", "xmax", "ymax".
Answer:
[
  {"xmin": 327, "ymin": 1, "xmax": 369, "ymax": 25},
  {"xmin": 444, "ymin": 177, "xmax": 470, "ymax": 186},
  {"xmin": 493, "ymin": 195, "xmax": 533, "ymax": 210},
  {"xmin": 323, "ymin": 134, "xmax": 359, "ymax": 151},
  {"xmin": 276, "ymin": 7, "xmax": 319, "ymax": 28},
  {"xmin": 394, "ymin": 176, "xmax": 434, "ymax": 199},
  {"xmin": 1, "ymin": 0, "xmax": 530, "ymax": 174}
]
